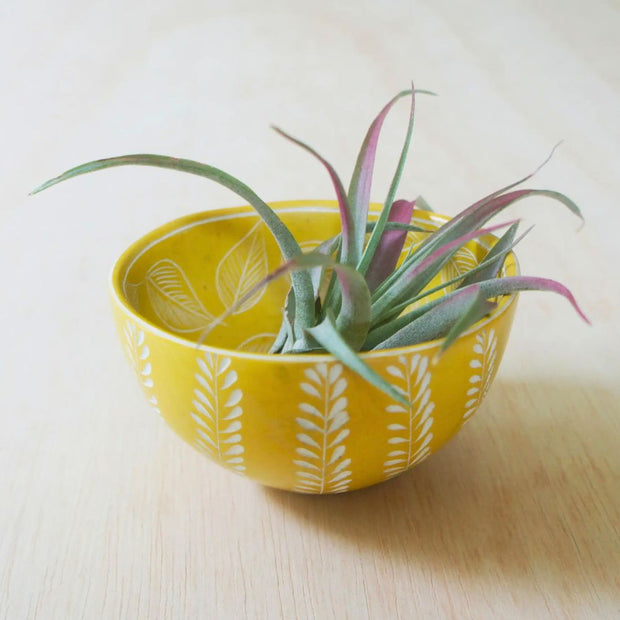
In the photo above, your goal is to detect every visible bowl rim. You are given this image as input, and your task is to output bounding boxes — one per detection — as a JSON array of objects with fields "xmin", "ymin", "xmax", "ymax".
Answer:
[{"xmin": 109, "ymin": 199, "xmax": 520, "ymax": 361}]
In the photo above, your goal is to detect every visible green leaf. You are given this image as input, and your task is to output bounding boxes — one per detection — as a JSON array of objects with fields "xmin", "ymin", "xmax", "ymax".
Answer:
[
  {"xmin": 293, "ymin": 254, "xmax": 371, "ymax": 351},
  {"xmin": 306, "ymin": 311, "xmax": 409, "ymax": 406},
  {"xmin": 271, "ymin": 288, "xmax": 296, "ymax": 353},
  {"xmin": 407, "ymin": 188, "xmax": 582, "ymax": 271},
  {"xmin": 371, "ymin": 220, "xmax": 516, "ymax": 323},
  {"xmin": 458, "ymin": 222, "xmax": 524, "ymax": 287},
  {"xmin": 414, "ymin": 195, "xmax": 434, "ymax": 212},
  {"xmin": 371, "ymin": 223, "xmax": 530, "ymax": 329},
  {"xmin": 308, "ymin": 235, "xmax": 341, "ymax": 299},
  {"xmin": 358, "ymin": 84, "xmax": 419, "ymax": 275},
  {"xmin": 371, "ymin": 149, "xmax": 582, "ymax": 301},
  {"xmin": 272, "ymin": 127, "xmax": 360, "ymax": 266},
  {"xmin": 31, "ymin": 153, "xmax": 317, "ymax": 341},
  {"xmin": 347, "ymin": 89, "xmax": 411, "ymax": 256},
  {"xmin": 366, "ymin": 273, "xmax": 589, "ymax": 351},
  {"xmin": 372, "ymin": 285, "xmax": 495, "ymax": 350},
  {"xmin": 202, "ymin": 250, "xmax": 371, "ymax": 352},
  {"xmin": 439, "ymin": 289, "xmax": 497, "ymax": 353},
  {"xmin": 426, "ymin": 142, "xmax": 568, "ymax": 241}
]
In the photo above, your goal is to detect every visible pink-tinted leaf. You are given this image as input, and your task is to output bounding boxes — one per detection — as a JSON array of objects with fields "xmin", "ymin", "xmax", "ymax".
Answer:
[
  {"xmin": 446, "ymin": 142, "xmax": 565, "ymax": 228},
  {"xmin": 414, "ymin": 183, "xmax": 582, "ymax": 263},
  {"xmin": 365, "ymin": 199, "xmax": 415, "ymax": 292},
  {"xmin": 358, "ymin": 85, "xmax": 420, "ymax": 275},
  {"xmin": 373, "ymin": 184, "xmax": 581, "ymax": 303},
  {"xmin": 372, "ymin": 285, "xmax": 495, "ymax": 350},
  {"xmin": 474, "ymin": 275, "xmax": 590, "ymax": 324},
  {"xmin": 371, "ymin": 220, "xmax": 517, "ymax": 321},
  {"xmin": 272, "ymin": 126, "xmax": 359, "ymax": 265},
  {"xmin": 365, "ymin": 273, "xmax": 589, "ymax": 350},
  {"xmin": 372, "ymin": 224, "xmax": 530, "ymax": 329},
  {"xmin": 347, "ymin": 89, "xmax": 412, "ymax": 238}
]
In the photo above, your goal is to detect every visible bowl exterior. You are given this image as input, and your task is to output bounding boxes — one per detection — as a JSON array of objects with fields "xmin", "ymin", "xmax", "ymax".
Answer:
[{"xmin": 109, "ymin": 202, "xmax": 518, "ymax": 493}]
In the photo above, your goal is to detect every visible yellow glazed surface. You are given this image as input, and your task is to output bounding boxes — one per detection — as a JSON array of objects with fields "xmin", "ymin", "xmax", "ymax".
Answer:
[{"xmin": 109, "ymin": 201, "xmax": 518, "ymax": 493}]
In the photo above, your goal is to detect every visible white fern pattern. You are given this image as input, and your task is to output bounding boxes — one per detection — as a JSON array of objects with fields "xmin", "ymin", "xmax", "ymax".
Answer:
[
  {"xmin": 293, "ymin": 362, "xmax": 352, "ymax": 493},
  {"xmin": 190, "ymin": 352, "xmax": 245, "ymax": 474},
  {"xmin": 122, "ymin": 321, "xmax": 161, "ymax": 416},
  {"xmin": 463, "ymin": 329, "xmax": 498, "ymax": 421},
  {"xmin": 383, "ymin": 354, "xmax": 435, "ymax": 479}
]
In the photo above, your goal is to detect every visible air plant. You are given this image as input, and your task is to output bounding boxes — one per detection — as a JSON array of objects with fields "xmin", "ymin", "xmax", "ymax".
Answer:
[{"xmin": 31, "ymin": 86, "xmax": 588, "ymax": 405}]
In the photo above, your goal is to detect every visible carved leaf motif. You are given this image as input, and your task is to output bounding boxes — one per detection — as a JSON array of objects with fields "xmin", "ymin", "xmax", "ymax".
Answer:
[
  {"xmin": 294, "ymin": 362, "xmax": 352, "ymax": 493},
  {"xmin": 191, "ymin": 352, "xmax": 246, "ymax": 473},
  {"xmin": 400, "ymin": 230, "xmax": 427, "ymax": 258},
  {"xmin": 145, "ymin": 259, "xmax": 214, "ymax": 333},
  {"xmin": 122, "ymin": 321, "xmax": 161, "ymax": 416},
  {"xmin": 442, "ymin": 245, "xmax": 480, "ymax": 287},
  {"xmin": 236, "ymin": 333, "xmax": 278, "ymax": 353},
  {"xmin": 216, "ymin": 222, "xmax": 268, "ymax": 314},
  {"xmin": 383, "ymin": 353, "xmax": 435, "ymax": 479},
  {"xmin": 463, "ymin": 329, "xmax": 498, "ymax": 421}
]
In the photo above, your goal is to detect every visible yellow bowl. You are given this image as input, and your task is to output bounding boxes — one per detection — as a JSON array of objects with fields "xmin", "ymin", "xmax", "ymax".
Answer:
[{"xmin": 109, "ymin": 200, "xmax": 518, "ymax": 493}]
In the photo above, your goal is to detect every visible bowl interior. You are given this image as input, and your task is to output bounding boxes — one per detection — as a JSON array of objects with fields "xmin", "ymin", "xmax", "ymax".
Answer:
[{"xmin": 113, "ymin": 201, "xmax": 514, "ymax": 353}]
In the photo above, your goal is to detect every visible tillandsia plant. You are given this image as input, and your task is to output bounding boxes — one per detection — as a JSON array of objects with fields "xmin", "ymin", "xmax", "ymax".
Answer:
[{"xmin": 32, "ymin": 86, "xmax": 589, "ymax": 405}]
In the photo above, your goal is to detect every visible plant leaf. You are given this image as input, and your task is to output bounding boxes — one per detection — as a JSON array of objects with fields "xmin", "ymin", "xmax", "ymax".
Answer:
[
  {"xmin": 414, "ymin": 195, "xmax": 434, "ymax": 212},
  {"xmin": 367, "ymin": 274, "xmax": 589, "ymax": 351},
  {"xmin": 458, "ymin": 222, "xmax": 522, "ymax": 287},
  {"xmin": 411, "ymin": 187, "xmax": 582, "ymax": 266},
  {"xmin": 358, "ymin": 85, "xmax": 419, "ymax": 275},
  {"xmin": 415, "ymin": 142, "xmax": 563, "ymax": 250},
  {"xmin": 372, "ymin": 149, "xmax": 582, "ymax": 300},
  {"xmin": 204, "ymin": 251, "xmax": 371, "ymax": 351},
  {"xmin": 371, "ymin": 220, "xmax": 517, "ymax": 322},
  {"xmin": 273, "ymin": 288, "xmax": 297, "ymax": 353},
  {"xmin": 365, "ymin": 199, "xmax": 416, "ymax": 292},
  {"xmin": 308, "ymin": 235, "xmax": 341, "ymax": 299},
  {"xmin": 31, "ymin": 153, "xmax": 316, "ymax": 339},
  {"xmin": 272, "ymin": 127, "xmax": 359, "ymax": 266},
  {"xmin": 439, "ymin": 288, "xmax": 497, "ymax": 353},
  {"xmin": 372, "ymin": 286, "xmax": 496, "ymax": 350},
  {"xmin": 468, "ymin": 275, "xmax": 590, "ymax": 323},
  {"xmin": 375, "ymin": 223, "xmax": 531, "ymax": 326},
  {"xmin": 306, "ymin": 311, "xmax": 409, "ymax": 406},
  {"xmin": 348, "ymin": 88, "xmax": 418, "ymax": 260},
  {"xmin": 291, "ymin": 253, "xmax": 371, "ymax": 351}
]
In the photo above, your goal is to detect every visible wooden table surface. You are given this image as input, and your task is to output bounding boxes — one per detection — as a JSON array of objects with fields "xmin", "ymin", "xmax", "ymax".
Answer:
[{"xmin": 1, "ymin": 1, "xmax": 618, "ymax": 618}]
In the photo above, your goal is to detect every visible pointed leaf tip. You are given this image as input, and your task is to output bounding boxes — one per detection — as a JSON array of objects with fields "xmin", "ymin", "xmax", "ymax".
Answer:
[
  {"xmin": 307, "ymin": 312, "xmax": 410, "ymax": 406},
  {"xmin": 273, "ymin": 126, "xmax": 359, "ymax": 265}
]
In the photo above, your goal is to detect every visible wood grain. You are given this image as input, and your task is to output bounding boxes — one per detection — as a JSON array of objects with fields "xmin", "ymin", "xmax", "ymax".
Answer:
[{"xmin": 1, "ymin": 1, "xmax": 618, "ymax": 618}]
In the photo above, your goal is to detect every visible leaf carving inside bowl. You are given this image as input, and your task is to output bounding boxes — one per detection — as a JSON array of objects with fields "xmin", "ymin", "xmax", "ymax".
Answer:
[
  {"xmin": 236, "ymin": 333, "xmax": 278, "ymax": 353},
  {"xmin": 145, "ymin": 259, "xmax": 215, "ymax": 333},
  {"xmin": 216, "ymin": 221, "xmax": 268, "ymax": 315}
]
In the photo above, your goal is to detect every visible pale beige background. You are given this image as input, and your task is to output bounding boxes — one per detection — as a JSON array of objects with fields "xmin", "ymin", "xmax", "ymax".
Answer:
[{"xmin": 1, "ymin": 1, "xmax": 619, "ymax": 618}]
